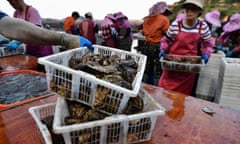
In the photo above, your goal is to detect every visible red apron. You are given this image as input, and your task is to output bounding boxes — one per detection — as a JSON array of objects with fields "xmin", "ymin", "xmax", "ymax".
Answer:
[{"xmin": 158, "ymin": 21, "xmax": 202, "ymax": 95}]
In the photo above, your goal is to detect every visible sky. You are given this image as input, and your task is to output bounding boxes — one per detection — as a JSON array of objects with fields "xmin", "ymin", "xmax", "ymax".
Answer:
[{"xmin": 1, "ymin": 0, "xmax": 180, "ymax": 20}]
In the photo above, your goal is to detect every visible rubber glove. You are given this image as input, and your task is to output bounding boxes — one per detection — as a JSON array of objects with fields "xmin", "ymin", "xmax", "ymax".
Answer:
[
  {"xmin": 216, "ymin": 44, "xmax": 222, "ymax": 50},
  {"xmin": 79, "ymin": 36, "xmax": 94, "ymax": 51},
  {"xmin": 0, "ymin": 38, "xmax": 9, "ymax": 44},
  {"xmin": 6, "ymin": 40, "xmax": 21, "ymax": 49},
  {"xmin": 226, "ymin": 50, "xmax": 233, "ymax": 57},
  {"xmin": 202, "ymin": 53, "xmax": 209, "ymax": 64},
  {"xmin": 110, "ymin": 27, "xmax": 118, "ymax": 37},
  {"xmin": 159, "ymin": 49, "xmax": 165, "ymax": 59}
]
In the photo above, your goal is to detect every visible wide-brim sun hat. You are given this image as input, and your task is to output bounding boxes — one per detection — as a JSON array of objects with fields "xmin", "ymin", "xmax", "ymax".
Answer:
[
  {"xmin": 149, "ymin": 1, "xmax": 172, "ymax": 15},
  {"xmin": 114, "ymin": 12, "xmax": 126, "ymax": 19},
  {"xmin": 205, "ymin": 10, "xmax": 221, "ymax": 27},
  {"xmin": 182, "ymin": 0, "xmax": 204, "ymax": 10},
  {"xmin": 101, "ymin": 17, "xmax": 113, "ymax": 27},
  {"xmin": 223, "ymin": 13, "xmax": 240, "ymax": 33},
  {"xmin": 106, "ymin": 13, "xmax": 115, "ymax": 20}
]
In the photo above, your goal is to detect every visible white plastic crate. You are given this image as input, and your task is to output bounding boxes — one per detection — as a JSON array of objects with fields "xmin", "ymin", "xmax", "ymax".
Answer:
[
  {"xmin": 0, "ymin": 43, "xmax": 26, "ymax": 57},
  {"xmin": 53, "ymin": 89, "xmax": 165, "ymax": 144},
  {"xmin": 160, "ymin": 54, "xmax": 204, "ymax": 73},
  {"xmin": 38, "ymin": 45, "xmax": 147, "ymax": 114},
  {"xmin": 196, "ymin": 51, "xmax": 225, "ymax": 101},
  {"xmin": 215, "ymin": 57, "xmax": 240, "ymax": 111},
  {"xmin": 29, "ymin": 103, "xmax": 63, "ymax": 144}
]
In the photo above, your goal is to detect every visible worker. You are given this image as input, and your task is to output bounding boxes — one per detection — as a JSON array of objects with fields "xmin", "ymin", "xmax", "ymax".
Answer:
[
  {"xmin": 114, "ymin": 12, "xmax": 133, "ymax": 51},
  {"xmin": 204, "ymin": 10, "xmax": 222, "ymax": 39},
  {"xmin": 158, "ymin": 0, "xmax": 215, "ymax": 95},
  {"xmin": 138, "ymin": 1, "xmax": 172, "ymax": 85},
  {"xmin": 216, "ymin": 13, "xmax": 240, "ymax": 57},
  {"xmin": 100, "ymin": 13, "xmax": 117, "ymax": 47},
  {"xmin": 7, "ymin": 0, "xmax": 54, "ymax": 57},
  {"xmin": 64, "ymin": 11, "xmax": 81, "ymax": 35},
  {"xmin": 78, "ymin": 12, "xmax": 98, "ymax": 44}
]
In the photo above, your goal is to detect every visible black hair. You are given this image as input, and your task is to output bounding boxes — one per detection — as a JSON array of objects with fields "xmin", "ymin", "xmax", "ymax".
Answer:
[{"xmin": 71, "ymin": 11, "xmax": 80, "ymax": 18}]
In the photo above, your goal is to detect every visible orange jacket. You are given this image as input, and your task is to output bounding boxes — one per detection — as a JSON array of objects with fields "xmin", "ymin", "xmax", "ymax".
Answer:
[
  {"xmin": 142, "ymin": 13, "xmax": 170, "ymax": 44},
  {"xmin": 64, "ymin": 16, "xmax": 75, "ymax": 33}
]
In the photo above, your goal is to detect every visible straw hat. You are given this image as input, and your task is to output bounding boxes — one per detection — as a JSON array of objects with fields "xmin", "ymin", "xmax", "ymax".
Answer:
[
  {"xmin": 182, "ymin": 0, "xmax": 204, "ymax": 10},
  {"xmin": 205, "ymin": 10, "xmax": 221, "ymax": 27},
  {"xmin": 223, "ymin": 13, "xmax": 240, "ymax": 33}
]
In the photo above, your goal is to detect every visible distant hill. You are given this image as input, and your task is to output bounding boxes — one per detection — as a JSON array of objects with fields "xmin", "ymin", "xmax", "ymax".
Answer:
[
  {"xmin": 168, "ymin": 0, "xmax": 240, "ymax": 21},
  {"xmin": 42, "ymin": 18, "xmax": 64, "ymax": 31}
]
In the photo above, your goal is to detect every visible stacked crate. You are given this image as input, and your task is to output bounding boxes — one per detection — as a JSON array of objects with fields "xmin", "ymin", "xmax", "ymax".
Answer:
[
  {"xmin": 38, "ymin": 45, "xmax": 147, "ymax": 114},
  {"xmin": 215, "ymin": 57, "xmax": 240, "ymax": 111},
  {"xmin": 196, "ymin": 51, "xmax": 225, "ymax": 101},
  {"xmin": 29, "ymin": 45, "xmax": 165, "ymax": 144}
]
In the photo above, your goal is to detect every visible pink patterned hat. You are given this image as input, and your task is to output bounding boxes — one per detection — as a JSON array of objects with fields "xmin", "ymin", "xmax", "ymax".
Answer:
[
  {"xmin": 149, "ymin": 1, "xmax": 171, "ymax": 15},
  {"xmin": 105, "ymin": 13, "xmax": 115, "ymax": 20},
  {"xmin": 223, "ymin": 13, "xmax": 240, "ymax": 32},
  {"xmin": 114, "ymin": 12, "xmax": 126, "ymax": 19},
  {"xmin": 205, "ymin": 10, "xmax": 221, "ymax": 27}
]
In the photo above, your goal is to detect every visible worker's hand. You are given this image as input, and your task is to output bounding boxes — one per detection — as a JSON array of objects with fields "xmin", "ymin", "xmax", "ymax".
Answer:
[
  {"xmin": 0, "ymin": 38, "xmax": 9, "ymax": 45},
  {"xmin": 226, "ymin": 50, "xmax": 233, "ymax": 57},
  {"xmin": 201, "ymin": 53, "xmax": 209, "ymax": 64},
  {"xmin": 159, "ymin": 49, "xmax": 165, "ymax": 59},
  {"xmin": 79, "ymin": 36, "xmax": 94, "ymax": 51},
  {"xmin": 5, "ymin": 40, "xmax": 21, "ymax": 49},
  {"xmin": 216, "ymin": 44, "xmax": 222, "ymax": 50}
]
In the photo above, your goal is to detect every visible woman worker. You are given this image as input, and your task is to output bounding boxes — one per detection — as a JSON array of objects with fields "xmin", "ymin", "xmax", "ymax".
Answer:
[
  {"xmin": 158, "ymin": 0, "xmax": 215, "ymax": 95},
  {"xmin": 139, "ymin": 1, "xmax": 172, "ymax": 85},
  {"xmin": 7, "ymin": 0, "xmax": 54, "ymax": 57},
  {"xmin": 216, "ymin": 13, "xmax": 240, "ymax": 57}
]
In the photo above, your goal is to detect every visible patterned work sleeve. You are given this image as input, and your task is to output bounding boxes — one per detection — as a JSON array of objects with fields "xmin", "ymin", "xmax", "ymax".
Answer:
[
  {"xmin": 201, "ymin": 21, "xmax": 214, "ymax": 56},
  {"xmin": 159, "ymin": 21, "xmax": 178, "ymax": 52},
  {"xmin": 201, "ymin": 21, "xmax": 211, "ymax": 40},
  {"xmin": 202, "ymin": 37, "xmax": 215, "ymax": 56},
  {"xmin": 166, "ymin": 21, "xmax": 179, "ymax": 39},
  {"xmin": 0, "ymin": 11, "xmax": 8, "ymax": 20}
]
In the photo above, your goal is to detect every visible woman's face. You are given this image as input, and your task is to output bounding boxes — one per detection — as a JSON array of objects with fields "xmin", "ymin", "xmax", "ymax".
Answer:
[
  {"xmin": 7, "ymin": 0, "xmax": 21, "ymax": 10},
  {"xmin": 184, "ymin": 4, "xmax": 202, "ymax": 20}
]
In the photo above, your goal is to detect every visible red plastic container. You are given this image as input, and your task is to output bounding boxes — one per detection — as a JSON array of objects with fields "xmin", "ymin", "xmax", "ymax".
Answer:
[{"xmin": 0, "ymin": 70, "xmax": 50, "ymax": 111}]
